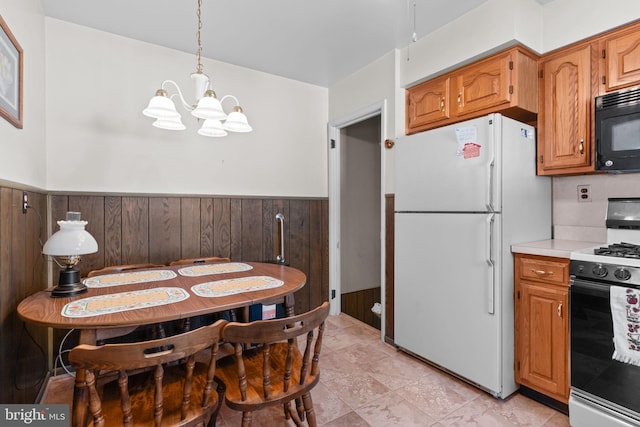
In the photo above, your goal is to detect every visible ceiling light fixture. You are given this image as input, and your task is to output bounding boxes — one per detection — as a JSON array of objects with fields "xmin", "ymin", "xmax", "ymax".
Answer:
[{"xmin": 142, "ymin": 0, "xmax": 252, "ymax": 137}]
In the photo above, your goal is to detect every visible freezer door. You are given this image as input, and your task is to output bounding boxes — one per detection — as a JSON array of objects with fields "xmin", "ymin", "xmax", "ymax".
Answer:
[
  {"xmin": 395, "ymin": 115, "xmax": 497, "ymax": 212},
  {"xmin": 394, "ymin": 212, "xmax": 503, "ymax": 395}
]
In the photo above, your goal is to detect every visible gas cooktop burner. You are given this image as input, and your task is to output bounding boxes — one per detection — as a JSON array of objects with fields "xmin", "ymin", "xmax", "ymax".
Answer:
[{"xmin": 594, "ymin": 242, "xmax": 640, "ymax": 259}]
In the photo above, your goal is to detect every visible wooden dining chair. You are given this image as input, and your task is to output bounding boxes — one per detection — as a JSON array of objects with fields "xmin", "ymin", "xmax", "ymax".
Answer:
[
  {"xmin": 215, "ymin": 301, "xmax": 330, "ymax": 427},
  {"xmin": 169, "ymin": 257, "xmax": 231, "ymax": 266},
  {"xmin": 68, "ymin": 319, "xmax": 227, "ymax": 427},
  {"xmin": 87, "ymin": 263, "xmax": 163, "ymax": 277}
]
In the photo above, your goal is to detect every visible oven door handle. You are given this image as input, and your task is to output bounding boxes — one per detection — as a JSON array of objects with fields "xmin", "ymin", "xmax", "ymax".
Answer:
[{"xmin": 570, "ymin": 277, "xmax": 612, "ymax": 297}]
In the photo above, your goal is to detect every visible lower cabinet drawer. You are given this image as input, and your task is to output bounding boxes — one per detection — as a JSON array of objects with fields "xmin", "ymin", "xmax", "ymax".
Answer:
[{"xmin": 518, "ymin": 257, "xmax": 568, "ymax": 285}]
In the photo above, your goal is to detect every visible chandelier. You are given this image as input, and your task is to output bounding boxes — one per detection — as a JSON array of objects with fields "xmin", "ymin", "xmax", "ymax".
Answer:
[{"xmin": 142, "ymin": 0, "xmax": 252, "ymax": 137}]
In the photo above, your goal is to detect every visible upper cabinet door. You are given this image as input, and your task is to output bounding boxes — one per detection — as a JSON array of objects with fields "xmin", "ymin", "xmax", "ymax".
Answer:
[
  {"xmin": 405, "ymin": 75, "xmax": 450, "ymax": 133},
  {"xmin": 452, "ymin": 51, "xmax": 513, "ymax": 117},
  {"xmin": 603, "ymin": 24, "xmax": 640, "ymax": 93},
  {"xmin": 404, "ymin": 46, "xmax": 538, "ymax": 135},
  {"xmin": 538, "ymin": 44, "xmax": 594, "ymax": 175}
]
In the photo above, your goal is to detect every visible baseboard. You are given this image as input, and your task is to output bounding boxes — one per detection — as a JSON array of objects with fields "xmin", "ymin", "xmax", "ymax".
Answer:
[{"xmin": 518, "ymin": 386, "xmax": 568, "ymax": 415}]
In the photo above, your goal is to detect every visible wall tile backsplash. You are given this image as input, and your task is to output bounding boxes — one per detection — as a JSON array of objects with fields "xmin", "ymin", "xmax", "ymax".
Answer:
[{"xmin": 553, "ymin": 174, "xmax": 640, "ymax": 242}]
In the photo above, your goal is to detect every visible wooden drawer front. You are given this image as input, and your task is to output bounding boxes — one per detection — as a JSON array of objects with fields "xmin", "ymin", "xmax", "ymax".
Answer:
[{"xmin": 519, "ymin": 257, "xmax": 568, "ymax": 285}]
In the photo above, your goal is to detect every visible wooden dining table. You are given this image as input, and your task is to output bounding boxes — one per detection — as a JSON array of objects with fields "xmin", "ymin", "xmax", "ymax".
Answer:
[{"xmin": 17, "ymin": 261, "xmax": 306, "ymax": 426}]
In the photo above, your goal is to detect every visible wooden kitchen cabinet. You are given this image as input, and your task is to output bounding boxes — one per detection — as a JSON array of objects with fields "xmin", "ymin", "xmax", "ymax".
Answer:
[
  {"xmin": 405, "ymin": 46, "xmax": 538, "ymax": 134},
  {"xmin": 406, "ymin": 74, "xmax": 451, "ymax": 130},
  {"xmin": 452, "ymin": 48, "xmax": 537, "ymax": 119},
  {"xmin": 601, "ymin": 21, "xmax": 640, "ymax": 93},
  {"xmin": 537, "ymin": 43, "xmax": 596, "ymax": 175},
  {"xmin": 536, "ymin": 20, "xmax": 640, "ymax": 176},
  {"xmin": 514, "ymin": 253, "xmax": 570, "ymax": 404}
]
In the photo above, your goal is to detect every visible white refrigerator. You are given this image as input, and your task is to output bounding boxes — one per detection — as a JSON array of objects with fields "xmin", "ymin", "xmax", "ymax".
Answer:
[{"xmin": 394, "ymin": 113, "xmax": 551, "ymax": 398}]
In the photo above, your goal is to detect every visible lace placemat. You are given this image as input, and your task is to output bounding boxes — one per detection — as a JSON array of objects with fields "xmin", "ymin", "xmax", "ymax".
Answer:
[
  {"xmin": 61, "ymin": 287, "xmax": 189, "ymax": 318},
  {"xmin": 191, "ymin": 276, "xmax": 283, "ymax": 298},
  {"xmin": 178, "ymin": 262, "xmax": 253, "ymax": 277},
  {"xmin": 83, "ymin": 270, "xmax": 177, "ymax": 288}
]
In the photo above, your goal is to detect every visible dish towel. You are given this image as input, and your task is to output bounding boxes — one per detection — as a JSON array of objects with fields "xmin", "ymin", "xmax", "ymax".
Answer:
[{"xmin": 611, "ymin": 286, "xmax": 640, "ymax": 366}]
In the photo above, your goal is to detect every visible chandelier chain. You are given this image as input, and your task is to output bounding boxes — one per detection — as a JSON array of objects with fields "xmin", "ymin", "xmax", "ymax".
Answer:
[
  {"xmin": 142, "ymin": 0, "xmax": 252, "ymax": 135},
  {"xmin": 196, "ymin": 0, "xmax": 203, "ymax": 74}
]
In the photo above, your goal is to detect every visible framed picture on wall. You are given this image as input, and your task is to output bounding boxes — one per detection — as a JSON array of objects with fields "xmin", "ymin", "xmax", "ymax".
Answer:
[{"xmin": 0, "ymin": 15, "xmax": 23, "ymax": 129}]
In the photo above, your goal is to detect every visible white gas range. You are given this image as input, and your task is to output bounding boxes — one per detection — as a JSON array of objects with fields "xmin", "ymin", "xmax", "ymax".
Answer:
[{"xmin": 569, "ymin": 198, "xmax": 640, "ymax": 427}]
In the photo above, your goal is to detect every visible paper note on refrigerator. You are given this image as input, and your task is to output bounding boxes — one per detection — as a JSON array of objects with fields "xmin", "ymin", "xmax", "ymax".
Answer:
[{"xmin": 455, "ymin": 125, "xmax": 481, "ymax": 158}]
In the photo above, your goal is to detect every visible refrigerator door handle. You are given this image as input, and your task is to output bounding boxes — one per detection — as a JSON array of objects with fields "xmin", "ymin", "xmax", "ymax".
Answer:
[
  {"xmin": 486, "ymin": 159, "xmax": 494, "ymax": 212},
  {"xmin": 486, "ymin": 213, "xmax": 495, "ymax": 314}
]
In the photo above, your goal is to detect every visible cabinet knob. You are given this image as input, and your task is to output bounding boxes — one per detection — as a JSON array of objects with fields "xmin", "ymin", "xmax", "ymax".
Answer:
[
  {"xmin": 557, "ymin": 303, "xmax": 563, "ymax": 318},
  {"xmin": 457, "ymin": 94, "xmax": 462, "ymax": 105},
  {"xmin": 441, "ymin": 98, "xmax": 445, "ymax": 111},
  {"xmin": 532, "ymin": 269, "xmax": 553, "ymax": 276},
  {"xmin": 579, "ymin": 140, "xmax": 584, "ymax": 155}
]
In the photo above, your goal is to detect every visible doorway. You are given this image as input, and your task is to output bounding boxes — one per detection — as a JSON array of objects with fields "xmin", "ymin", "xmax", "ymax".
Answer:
[
  {"xmin": 328, "ymin": 101, "xmax": 386, "ymax": 336},
  {"xmin": 339, "ymin": 116, "xmax": 382, "ymax": 329}
]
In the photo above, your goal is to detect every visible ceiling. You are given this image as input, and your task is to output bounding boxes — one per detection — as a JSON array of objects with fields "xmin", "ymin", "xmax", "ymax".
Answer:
[{"xmin": 41, "ymin": 0, "xmax": 553, "ymax": 87}]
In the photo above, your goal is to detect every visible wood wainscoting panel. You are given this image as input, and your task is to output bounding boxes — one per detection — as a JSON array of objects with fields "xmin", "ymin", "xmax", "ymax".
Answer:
[
  {"xmin": 104, "ymin": 196, "xmax": 123, "ymax": 267},
  {"xmin": 212, "ymin": 197, "xmax": 232, "ymax": 258},
  {"xmin": 47, "ymin": 194, "xmax": 328, "ymax": 315},
  {"xmin": 122, "ymin": 196, "xmax": 151, "ymax": 265},
  {"xmin": 0, "ymin": 186, "xmax": 48, "ymax": 404},
  {"xmin": 289, "ymin": 199, "xmax": 310, "ymax": 314},
  {"xmin": 341, "ymin": 287, "xmax": 382, "ymax": 330},
  {"xmin": 149, "ymin": 197, "xmax": 182, "ymax": 265},
  {"xmin": 180, "ymin": 197, "xmax": 201, "ymax": 260},
  {"xmin": 385, "ymin": 194, "xmax": 395, "ymax": 343}
]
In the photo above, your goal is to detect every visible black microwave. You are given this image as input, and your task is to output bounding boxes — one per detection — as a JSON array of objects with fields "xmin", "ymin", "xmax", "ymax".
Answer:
[{"xmin": 595, "ymin": 86, "xmax": 640, "ymax": 172}]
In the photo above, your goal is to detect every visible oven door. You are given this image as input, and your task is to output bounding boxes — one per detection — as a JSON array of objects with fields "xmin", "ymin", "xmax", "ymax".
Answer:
[{"xmin": 570, "ymin": 277, "xmax": 640, "ymax": 420}]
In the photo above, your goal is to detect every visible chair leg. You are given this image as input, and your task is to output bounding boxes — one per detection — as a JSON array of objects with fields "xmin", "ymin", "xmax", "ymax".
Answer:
[
  {"xmin": 285, "ymin": 401, "xmax": 303, "ymax": 426},
  {"xmin": 302, "ymin": 393, "xmax": 317, "ymax": 427},
  {"xmin": 181, "ymin": 317, "xmax": 191, "ymax": 333},
  {"xmin": 207, "ymin": 378, "xmax": 226, "ymax": 427},
  {"xmin": 241, "ymin": 411, "xmax": 252, "ymax": 427},
  {"xmin": 295, "ymin": 397, "xmax": 305, "ymax": 422},
  {"xmin": 151, "ymin": 323, "xmax": 166, "ymax": 339},
  {"xmin": 207, "ymin": 377, "xmax": 227, "ymax": 427}
]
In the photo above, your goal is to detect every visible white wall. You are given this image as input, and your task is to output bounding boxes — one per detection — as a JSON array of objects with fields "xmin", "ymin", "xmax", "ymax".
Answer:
[
  {"xmin": 45, "ymin": 19, "xmax": 328, "ymax": 197},
  {"xmin": 0, "ymin": 0, "xmax": 47, "ymax": 189},
  {"xmin": 328, "ymin": 50, "xmax": 397, "ymax": 192},
  {"xmin": 399, "ymin": 0, "xmax": 543, "ymax": 88},
  {"xmin": 542, "ymin": 0, "xmax": 640, "ymax": 52}
]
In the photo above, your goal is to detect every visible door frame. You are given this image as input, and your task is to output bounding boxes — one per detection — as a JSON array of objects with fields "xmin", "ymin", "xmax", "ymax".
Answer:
[{"xmin": 327, "ymin": 100, "xmax": 387, "ymax": 338}]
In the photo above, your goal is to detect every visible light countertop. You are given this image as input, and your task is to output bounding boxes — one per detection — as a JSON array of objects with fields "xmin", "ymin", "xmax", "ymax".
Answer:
[{"xmin": 511, "ymin": 239, "xmax": 605, "ymax": 259}]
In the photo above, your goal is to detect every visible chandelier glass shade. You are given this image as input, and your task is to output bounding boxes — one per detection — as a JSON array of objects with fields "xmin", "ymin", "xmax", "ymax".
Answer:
[{"xmin": 142, "ymin": 0, "xmax": 252, "ymax": 137}]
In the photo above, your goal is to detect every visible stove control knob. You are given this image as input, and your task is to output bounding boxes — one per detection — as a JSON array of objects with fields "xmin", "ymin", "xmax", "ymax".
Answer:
[
  {"xmin": 592, "ymin": 264, "xmax": 608, "ymax": 277},
  {"xmin": 615, "ymin": 268, "xmax": 632, "ymax": 281}
]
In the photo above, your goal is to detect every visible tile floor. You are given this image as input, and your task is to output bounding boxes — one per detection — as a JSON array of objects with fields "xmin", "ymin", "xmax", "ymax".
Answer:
[{"xmin": 216, "ymin": 312, "xmax": 571, "ymax": 426}]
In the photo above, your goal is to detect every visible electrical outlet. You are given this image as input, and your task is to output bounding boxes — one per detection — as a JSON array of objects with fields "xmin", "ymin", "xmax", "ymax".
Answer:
[
  {"xmin": 577, "ymin": 185, "xmax": 591, "ymax": 202},
  {"xmin": 22, "ymin": 191, "xmax": 28, "ymax": 214}
]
